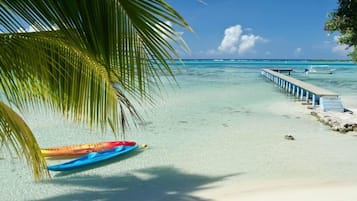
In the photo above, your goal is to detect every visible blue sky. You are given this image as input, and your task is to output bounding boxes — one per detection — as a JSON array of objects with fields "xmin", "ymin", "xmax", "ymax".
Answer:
[{"xmin": 166, "ymin": 0, "xmax": 353, "ymax": 60}]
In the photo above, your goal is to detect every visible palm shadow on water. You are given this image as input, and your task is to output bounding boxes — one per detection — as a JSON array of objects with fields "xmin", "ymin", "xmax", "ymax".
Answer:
[{"xmin": 37, "ymin": 162, "xmax": 243, "ymax": 201}]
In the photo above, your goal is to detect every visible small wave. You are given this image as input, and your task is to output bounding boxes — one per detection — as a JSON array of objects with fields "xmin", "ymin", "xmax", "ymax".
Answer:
[{"xmin": 309, "ymin": 65, "xmax": 329, "ymax": 67}]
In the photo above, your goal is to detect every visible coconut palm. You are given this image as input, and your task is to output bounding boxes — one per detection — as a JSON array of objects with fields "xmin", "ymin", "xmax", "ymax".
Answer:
[{"xmin": 0, "ymin": 0, "xmax": 191, "ymax": 180}]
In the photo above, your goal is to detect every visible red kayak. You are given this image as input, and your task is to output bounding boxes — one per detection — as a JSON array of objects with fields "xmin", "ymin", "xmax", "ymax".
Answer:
[{"xmin": 41, "ymin": 141, "xmax": 136, "ymax": 157}]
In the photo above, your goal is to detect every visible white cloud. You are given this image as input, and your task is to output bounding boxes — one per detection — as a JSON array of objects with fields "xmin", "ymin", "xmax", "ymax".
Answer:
[
  {"xmin": 218, "ymin": 24, "xmax": 243, "ymax": 53},
  {"xmin": 218, "ymin": 24, "xmax": 265, "ymax": 55},
  {"xmin": 206, "ymin": 49, "xmax": 218, "ymax": 55},
  {"xmin": 197, "ymin": 0, "xmax": 208, "ymax": 5},
  {"xmin": 295, "ymin": 47, "xmax": 302, "ymax": 53},
  {"xmin": 26, "ymin": 25, "xmax": 39, "ymax": 32},
  {"xmin": 244, "ymin": 27, "xmax": 253, "ymax": 32},
  {"xmin": 239, "ymin": 34, "xmax": 264, "ymax": 54},
  {"xmin": 165, "ymin": 21, "xmax": 173, "ymax": 28},
  {"xmin": 294, "ymin": 47, "xmax": 302, "ymax": 56},
  {"xmin": 331, "ymin": 35, "xmax": 353, "ymax": 55},
  {"xmin": 156, "ymin": 21, "xmax": 183, "ymax": 41},
  {"xmin": 17, "ymin": 25, "xmax": 37, "ymax": 33},
  {"xmin": 17, "ymin": 27, "xmax": 26, "ymax": 33}
]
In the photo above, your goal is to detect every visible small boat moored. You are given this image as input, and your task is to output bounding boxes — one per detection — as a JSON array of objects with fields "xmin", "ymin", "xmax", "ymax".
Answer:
[{"xmin": 304, "ymin": 66, "xmax": 336, "ymax": 74}]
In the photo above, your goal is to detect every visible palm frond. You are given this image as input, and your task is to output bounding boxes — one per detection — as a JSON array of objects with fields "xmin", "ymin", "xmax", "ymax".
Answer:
[
  {"xmin": 0, "ymin": 31, "xmax": 140, "ymax": 179},
  {"xmin": 0, "ymin": 31, "xmax": 136, "ymax": 133},
  {"xmin": 0, "ymin": 0, "xmax": 191, "ymax": 180},
  {"xmin": 0, "ymin": 100, "xmax": 49, "ymax": 180},
  {"xmin": 0, "ymin": 0, "xmax": 191, "ymax": 97}
]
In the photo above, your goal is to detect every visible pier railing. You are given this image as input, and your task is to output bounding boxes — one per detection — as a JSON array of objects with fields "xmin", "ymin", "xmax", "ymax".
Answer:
[{"xmin": 261, "ymin": 68, "xmax": 344, "ymax": 112}]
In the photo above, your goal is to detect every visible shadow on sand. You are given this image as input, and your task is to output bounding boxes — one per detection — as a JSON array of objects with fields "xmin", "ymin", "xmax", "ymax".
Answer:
[{"xmin": 36, "ymin": 166, "xmax": 243, "ymax": 201}]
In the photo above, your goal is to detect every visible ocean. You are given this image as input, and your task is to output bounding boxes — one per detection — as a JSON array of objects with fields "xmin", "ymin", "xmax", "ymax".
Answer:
[
  {"xmin": 177, "ymin": 59, "xmax": 357, "ymax": 95},
  {"xmin": 1, "ymin": 59, "xmax": 357, "ymax": 201},
  {"xmin": 172, "ymin": 59, "xmax": 357, "ymax": 107}
]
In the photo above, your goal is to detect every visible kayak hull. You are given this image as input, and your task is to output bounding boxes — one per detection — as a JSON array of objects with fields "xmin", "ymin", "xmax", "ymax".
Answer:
[
  {"xmin": 41, "ymin": 141, "xmax": 136, "ymax": 157},
  {"xmin": 47, "ymin": 145, "xmax": 138, "ymax": 171}
]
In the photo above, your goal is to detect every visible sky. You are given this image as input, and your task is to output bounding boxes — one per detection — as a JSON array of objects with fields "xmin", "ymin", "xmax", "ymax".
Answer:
[{"xmin": 166, "ymin": 0, "xmax": 353, "ymax": 60}]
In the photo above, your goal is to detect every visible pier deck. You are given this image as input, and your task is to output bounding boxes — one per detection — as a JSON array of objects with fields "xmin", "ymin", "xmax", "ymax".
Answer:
[{"xmin": 261, "ymin": 68, "xmax": 344, "ymax": 112}]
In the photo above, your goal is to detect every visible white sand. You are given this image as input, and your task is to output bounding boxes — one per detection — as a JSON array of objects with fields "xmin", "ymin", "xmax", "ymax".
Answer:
[{"xmin": 194, "ymin": 180, "xmax": 357, "ymax": 201}]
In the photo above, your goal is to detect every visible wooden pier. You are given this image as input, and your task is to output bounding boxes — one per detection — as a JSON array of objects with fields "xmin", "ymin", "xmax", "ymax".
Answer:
[
  {"xmin": 271, "ymin": 68, "xmax": 293, "ymax": 75},
  {"xmin": 261, "ymin": 68, "xmax": 344, "ymax": 112}
]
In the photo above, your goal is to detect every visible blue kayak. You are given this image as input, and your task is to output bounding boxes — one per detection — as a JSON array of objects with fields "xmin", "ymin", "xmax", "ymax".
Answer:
[{"xmin": 48, "ymin": 145, "xmax": 138, "ymax": 171}]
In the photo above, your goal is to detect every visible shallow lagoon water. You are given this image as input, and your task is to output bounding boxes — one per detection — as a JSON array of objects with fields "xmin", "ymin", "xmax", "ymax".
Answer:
[{"xmin": 1, "ymin": 60, "xmax": 357, "ymax": 201}]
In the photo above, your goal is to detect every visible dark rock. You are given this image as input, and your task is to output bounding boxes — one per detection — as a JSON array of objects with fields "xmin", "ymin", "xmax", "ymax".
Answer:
[{"xmin": 284, "ymin": 135, "xmax": 295, "ymax": 140}]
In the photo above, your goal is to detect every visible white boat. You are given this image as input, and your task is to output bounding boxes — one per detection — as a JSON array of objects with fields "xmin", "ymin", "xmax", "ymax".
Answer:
[{"xmin": 304, "ymin": 66, "xmax": 336, "ymax": 74}]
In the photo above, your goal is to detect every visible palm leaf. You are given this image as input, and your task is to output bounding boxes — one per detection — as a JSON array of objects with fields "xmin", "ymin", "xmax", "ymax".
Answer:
[
  {"xmin": 0, "ymin": 31, "xmax": 141, "ymax": 180},
  {"xmin": 0, "ymin": 0, "xmax": 191, "ymax": 97},
  {"xmin": 0, "ymin": 0, "xmax": 191, "ymax": 180},
  {"xmin": 0, "ymin": 100, "xmax": 49, "ymax": 180},
  {"xmin": 0, "ymin": 31, "xmax": 133, "ymax": 132}
]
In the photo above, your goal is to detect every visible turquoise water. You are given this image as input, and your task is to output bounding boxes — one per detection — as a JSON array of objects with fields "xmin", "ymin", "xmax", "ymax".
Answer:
[
  {"xmin": 173, "ymin": 59, "xmax": 357, "ymax": 107},
  {"xmin": 177, "ymin": 59, "xmax": 357, "ymax": 95},
  {"xmin": 1, "ymin": 59, "xmax": 357, "ymax": 200},
  {"xmin": 128, "ymin": 59, "xmax": 357, "ymax": 180}
]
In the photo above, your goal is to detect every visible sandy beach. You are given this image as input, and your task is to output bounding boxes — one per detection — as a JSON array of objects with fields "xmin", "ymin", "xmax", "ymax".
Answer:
[
  {"xmin": 1, "ymin": 63, "xmax": 357, "ymax": 201},
  {"xmin": 2, "ymin": 0, "xmax": 357, "ymax": 200},
  {"xmin": 194, "ymin": 180, "xmax": 357, "ymax": 201}
]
